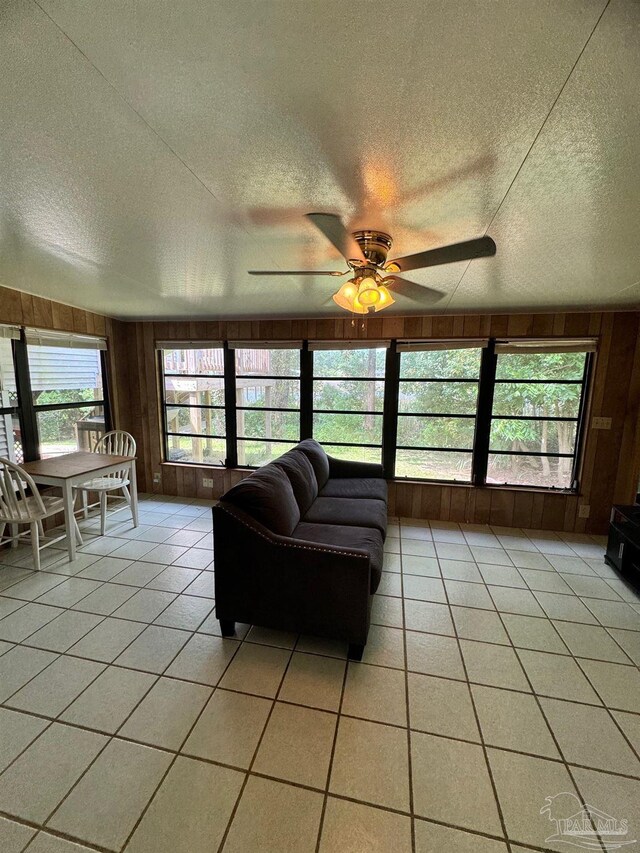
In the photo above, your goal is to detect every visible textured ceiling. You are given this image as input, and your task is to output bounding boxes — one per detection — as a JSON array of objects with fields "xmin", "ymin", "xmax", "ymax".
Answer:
[{"xmin": 0, "ymin": 0, "xmax": 638, "ymax": 320}]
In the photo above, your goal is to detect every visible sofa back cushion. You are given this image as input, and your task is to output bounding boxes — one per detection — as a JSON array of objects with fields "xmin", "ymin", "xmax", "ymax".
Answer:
[
  {"xmin": 297, "ymin": 439, "xmax": 330, "ymax": 489},
  {"xmin": 222, "ymin": 464, "xmax": 300, "ymax": 536},
  {"xmin": 274, "ymin": 449, "xmax": 318, "ymax": 515}
]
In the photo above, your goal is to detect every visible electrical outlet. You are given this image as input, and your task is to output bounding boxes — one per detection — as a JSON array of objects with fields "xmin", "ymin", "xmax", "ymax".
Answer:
[
  {"xmin": 578, "ymin": 505, "xmax": 590, "ymax": 518},
  {"xmin": 153, "ymin": 472, "xmax": 161, "ymax": 484},
  {"xmin": 592, "ymin": 417, "xmax": 612, "ymax": 430},
  {"xmin": 202, "ymin": 478, "xmax": 213, "ymax": 488}
]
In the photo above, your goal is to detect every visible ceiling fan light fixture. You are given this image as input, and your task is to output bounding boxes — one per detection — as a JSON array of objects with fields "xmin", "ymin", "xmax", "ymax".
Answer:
[
  {"xmin": 248, "ymin": 214, "xmax": 495, "ymax": 315},
  {"xmin": 373, "ymin": 285, "xmax": 395, "ymax": 311},
  {"xmin": 332, "ymin": 279, "xmax": 366, "ymax": 314},
  {"xmin": 356, "ymin": 276, "xmax": 380, "ymax": 306}
]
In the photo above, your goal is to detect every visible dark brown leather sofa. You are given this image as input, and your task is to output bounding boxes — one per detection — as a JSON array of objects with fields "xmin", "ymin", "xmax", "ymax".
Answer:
[{"xmin": 212, "ymin": 439, "xmax": 387, "ymax": 659}]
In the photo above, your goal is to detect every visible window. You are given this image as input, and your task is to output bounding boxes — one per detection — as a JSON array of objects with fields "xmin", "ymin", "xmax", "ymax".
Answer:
[
  {"xmin": 311, "ymin": 343, "xmax": 387, "ymax": 463},
  {"xmin": 0, "ymin": 327, "xmax": 21, "ymax": 463},
  {"xmin": 396, "ymin": 342, "xmax": 483, "ymax": 481},
  {"xmin": 157, "ymin": 336, "xmax": 594, "ymax": 492},
  {"xmin": 486, "ymin": 341, "xmax": 593, "ymax": 489},
  {"xmin": 233, "ymin": 343, "xmax": 301, "ymax": 467},
  {"xmin": 161, "ymin": 344, "xmax": 226, "ymax": 465},
  {"xmin": 25, "ymin": 330, "xmax": 108, "ymax": 459}
]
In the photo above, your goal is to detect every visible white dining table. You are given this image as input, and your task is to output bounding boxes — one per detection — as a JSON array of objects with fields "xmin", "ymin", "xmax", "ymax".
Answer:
[{"xmin": 21, "ymin": 451, "xmax": 138, "ymax": 562}]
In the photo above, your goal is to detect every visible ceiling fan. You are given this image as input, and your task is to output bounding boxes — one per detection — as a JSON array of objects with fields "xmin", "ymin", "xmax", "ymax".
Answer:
[{"xmin": 249, "ymin": 213, "xmax": 496, "ymax": 314}]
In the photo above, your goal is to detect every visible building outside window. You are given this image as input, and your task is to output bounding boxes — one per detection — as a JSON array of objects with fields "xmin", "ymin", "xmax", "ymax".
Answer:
[
  {"xmin": 0, "ymin": 327, "xmax": 21, "ymax": 463},
  {"xmin": 232, "ymin": 343, "xmax": 301, "ymax": 467},
  {"xmin": 25, "ymin": 331, "xmax": 108, "ymax": 458},
  {"xmin": 161, "ymin": 344, "xmax": 226, "ymax": 465}
]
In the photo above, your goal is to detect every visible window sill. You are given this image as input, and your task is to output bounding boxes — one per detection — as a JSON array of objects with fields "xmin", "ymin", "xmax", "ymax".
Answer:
[
  {"xmin": 161, "ymin": 461, "xmax": 225, "ymax": 470},
  {"xmin": 394, "ymin": 478, "xmax": 579, "ymax": 496},
  {"xmin": 159, "ymin": 461, "xmax": 580, "ymax": 496}
]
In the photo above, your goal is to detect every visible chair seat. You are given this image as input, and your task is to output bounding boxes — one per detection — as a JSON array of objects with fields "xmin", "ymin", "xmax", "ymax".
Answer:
[
  {"xmin": 75, "ymin": 477, "xmax": 130, "ymax": 491},
  {"xmin": 1, "ymin": 494, "xmax": 64, "ymax": 523}
]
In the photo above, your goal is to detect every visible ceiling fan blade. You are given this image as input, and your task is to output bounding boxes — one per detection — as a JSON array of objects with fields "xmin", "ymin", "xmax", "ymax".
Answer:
[
  {"xmin": 388, "ymin": 236, "xmax": 496, "ymax": 273},
  {"xmin": 383, "ymin": 275, "xmax": 446, "ymax": 302},
  {"xmin": 248, "ymin": 269, "xmax": 345, "ymax": 276},
  {"xmin": 306, "ymin": 213, "xmax": 365, "ymax": 263}
]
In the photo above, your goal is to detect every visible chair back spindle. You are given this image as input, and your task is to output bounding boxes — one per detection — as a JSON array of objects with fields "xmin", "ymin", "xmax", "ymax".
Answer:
[
  {"xmin": 92, "ymin": 431, "xmax": 136, "ymax": 480},
  {"xmin": 0, "ymin": 457, "xmax": 46, "ymax": 522}
]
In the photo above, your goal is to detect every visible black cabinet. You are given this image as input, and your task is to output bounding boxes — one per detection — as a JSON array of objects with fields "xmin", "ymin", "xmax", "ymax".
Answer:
[{"xmin": 606, "ymin": 505, "xmax": 640, "ymax": 584}]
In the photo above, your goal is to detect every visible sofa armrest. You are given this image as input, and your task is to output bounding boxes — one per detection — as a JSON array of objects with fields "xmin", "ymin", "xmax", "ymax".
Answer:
[
  {"xmin": 213, "ymin": 502, "xmax": 372, "ymax": 644},
  {"xmin": 327, "ymin": 455, "xmax": 384, "ymax": 479}
]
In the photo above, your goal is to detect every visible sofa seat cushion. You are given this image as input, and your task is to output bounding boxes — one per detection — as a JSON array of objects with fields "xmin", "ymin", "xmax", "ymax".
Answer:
[
  {"xmin": 320, "ymin": 477, "xmax": 388, "ymax": 502},
  {"xmin": 302, "ymin": 497, "xmax": 387, "ymax": 538},
  {"xmin": 293, "ymin": 522, "xmax": 383, "ymax": 592}
]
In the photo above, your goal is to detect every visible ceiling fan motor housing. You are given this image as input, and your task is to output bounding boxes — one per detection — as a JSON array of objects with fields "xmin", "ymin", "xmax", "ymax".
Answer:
[{"xmin": 352, "ymin": 230, "xmax": 393, "ymax": 268}]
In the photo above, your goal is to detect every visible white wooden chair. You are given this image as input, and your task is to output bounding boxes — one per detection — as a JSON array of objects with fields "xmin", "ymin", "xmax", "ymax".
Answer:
[
  {"xmin": 75, "ymin": 430, "xmax": 137, "ymax": 535},
  {"xmin": 0, "ymin": 457, "xmax": 83, "ymax": 571}
]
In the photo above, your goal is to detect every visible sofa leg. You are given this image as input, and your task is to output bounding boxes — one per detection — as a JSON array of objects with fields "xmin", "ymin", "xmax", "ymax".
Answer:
[
  {"xmin": 348, "ymin": 642, "xmax": 364, "ymax": 661},
  {"xmin": 219, "ymin": 619, "xmax": 236, "ymax": 636}
]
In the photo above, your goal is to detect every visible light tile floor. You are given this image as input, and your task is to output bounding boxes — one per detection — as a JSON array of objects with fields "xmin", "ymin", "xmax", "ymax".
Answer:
[{"xmin": 0, "ymin": 497, "xmax": 639, "ymax": 852}]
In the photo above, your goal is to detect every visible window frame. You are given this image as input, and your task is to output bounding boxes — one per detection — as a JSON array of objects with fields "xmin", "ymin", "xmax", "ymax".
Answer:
[
  {"xmin": 310, "ymin": 344, "xmax": 387, "ymax": 465},
  {"xmin": 233, "ymin": 344, "xmax": 303, "ymax": 468},
  {"xmin": 159, "ymin": 343, "xmax": 227, "ymax": 467},
  {"xmin": 481, "ymin": 346, "xmax": 593, "ymax": 490},
  {"xmin": 0, "ymin": 333, "xmax": 23, "ymax": 463},
  {"xmin": 2, "ymin": 330, "xmax": 112, "ymax": 462},
  {"xmin": 394, "ymin": 346, "xmax": 483, "ymax": 484},
  {"xmin": 157, "ymin": 337, "xmax": 594, "ymax": 494}
]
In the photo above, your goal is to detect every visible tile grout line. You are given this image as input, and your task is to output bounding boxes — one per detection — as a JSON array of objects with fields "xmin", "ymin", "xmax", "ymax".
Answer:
[
  {"xmin": 504, "ymin": 565, "xmax": 640, "ymax": 766},
  {"xmin": 0, "ymin": 796, "xmax": 556, "ymax": 853},
  {"xmin": 215, "ymin": 639, "xmax": 297, "ymax": 853},
  {"xmin": 484, "ymin": 586, "xmax": 611, "ymax": 853},
  {"xmin": 3, "ymin": 630, "xmax": 640, "ymax": 726},
  {"xmin": 33, "ymin": 585, "xmax": 226, "ymax": 850},
  {"xmin": 0, "ymin": 508, "xmax": 637, "ymax": 852},
  {"xmin": 571, "ymin": 656, "xmax": 640, "ymax": 768},
  {"xmin": 313, "ymin": 636, "xmax": 350, "ymax": 853},
  {"xmin": 429, "ymin": 521, "xmax": 514, "ymax": 853},
  {"xmin": 398, "ymin": 521, "xmax": 417, "ymax": 853},
  {"xmin": 118, "ymin": 636, "xmax": 246, "ymax": 852},
  {"xmin": 2, "ymin": 682, "xmax": 640, "ymax": 786},
  {"xmin": 480, "ymin": 543, "xmax": 640, "ymax": 741},
  {"xmin": 4, "ymin": 581, "xmax": 637, "ymax": 654}
]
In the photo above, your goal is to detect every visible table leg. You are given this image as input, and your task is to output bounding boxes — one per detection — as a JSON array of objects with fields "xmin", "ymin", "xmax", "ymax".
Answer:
[
  {"xmin": 130, "ymin": 461, "xmax": 139, "ymax": 528},
  {"xmin": 63, "ymin": 480, "xmax": 77, "ymax": 561}
]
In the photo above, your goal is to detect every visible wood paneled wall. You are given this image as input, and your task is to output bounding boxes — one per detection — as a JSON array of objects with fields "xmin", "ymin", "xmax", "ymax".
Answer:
[
  {"xmin": 115, "ymin": 310, "xmax": 640, "ymax": 535},
  {"xmin": 3, "ymin": 282, "xmax": 638, "ymax": 533},
  {"xmin": 0, "ymin": 285, "xmax": 128, "ymax": 532},
  {"xmin": 0, "ymin": 285, "xmax": 126, "ymax": 423}
]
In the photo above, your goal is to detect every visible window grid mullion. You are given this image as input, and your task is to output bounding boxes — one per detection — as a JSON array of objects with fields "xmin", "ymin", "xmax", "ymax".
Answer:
[
  {"xmin": 472, "ymin": 340, "xmax": 498, "ymax": 486},
  {"xmin": 156, "ymin": 339, "xmax": 592, "ymax": 490},
  {"xmin": 223, "ymin": 342, "xmax": 237, "ymax": 468},
  {"xmin": 13, "ymin": 333, "xmax": 39, "ymax": 462},
  {"xmin": 382, "ymin": 342, "xmax": 400, "ymax": 479}
]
